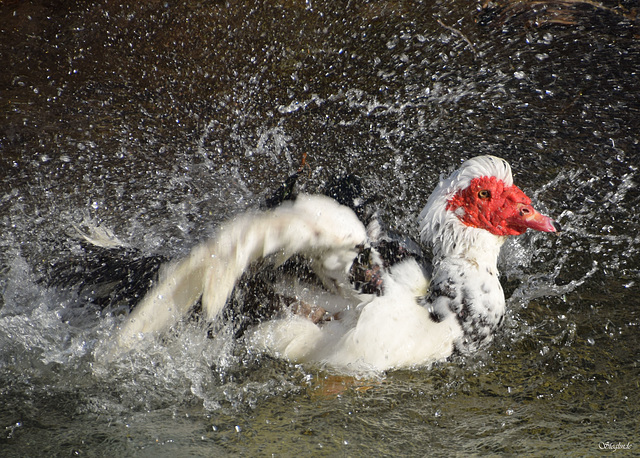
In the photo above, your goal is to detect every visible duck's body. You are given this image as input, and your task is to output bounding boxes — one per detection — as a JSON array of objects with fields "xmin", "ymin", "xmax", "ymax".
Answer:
[
  {"xmin": 108, "ymin": 156, "xmax": 558, "ymax": 371},
  {"xmin": 246, "ymin": 258, "xmax": 460, "ymax": 371}
]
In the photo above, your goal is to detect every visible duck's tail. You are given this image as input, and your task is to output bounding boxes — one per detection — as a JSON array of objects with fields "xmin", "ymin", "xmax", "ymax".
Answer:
[{"xmin": 113, "ymin": 194, "xmax": 368, "ymax": 352}]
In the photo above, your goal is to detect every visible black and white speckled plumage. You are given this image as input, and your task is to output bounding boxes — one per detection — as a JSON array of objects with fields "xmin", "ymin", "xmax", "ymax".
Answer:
[{"xmin": 425, "ymin": 258, "xmax": 505, "ymax": 353}]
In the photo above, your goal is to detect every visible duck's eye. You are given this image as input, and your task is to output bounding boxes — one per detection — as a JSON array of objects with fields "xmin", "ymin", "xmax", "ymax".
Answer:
[{"xmin": 478, "ymin": 190, "xmax": 491, "ymax": 199}]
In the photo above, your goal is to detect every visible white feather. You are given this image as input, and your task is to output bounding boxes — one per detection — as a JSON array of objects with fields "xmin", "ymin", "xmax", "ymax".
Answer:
[
  {"xmin": 246, "ymin": 258, "xmax": 459, "ymax": 372},
  {"xmin": 113, "ymin": 194, "xmax": 367, "ymax": 350}
]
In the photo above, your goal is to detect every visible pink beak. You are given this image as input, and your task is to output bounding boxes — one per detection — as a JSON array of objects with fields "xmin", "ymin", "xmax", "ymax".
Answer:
[{"xmin": 510, "ymin": 203, "xmax": 560, "ymax": 233}]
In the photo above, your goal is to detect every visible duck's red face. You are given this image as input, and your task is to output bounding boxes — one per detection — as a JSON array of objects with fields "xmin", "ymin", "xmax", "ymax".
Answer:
[{"xmin": 446, "ymin": 176, "xmax": 559, "ymax": 236}]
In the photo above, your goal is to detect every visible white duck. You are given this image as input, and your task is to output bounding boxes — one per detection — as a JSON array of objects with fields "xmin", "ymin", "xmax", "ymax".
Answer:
[{"xmin": 110, "ymin": 155, "xmax": 558, "ymax": 371}]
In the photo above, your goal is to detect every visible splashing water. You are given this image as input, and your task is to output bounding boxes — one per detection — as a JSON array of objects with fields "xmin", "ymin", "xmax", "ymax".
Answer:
[{"xmin": 2, "ymin": 0, "xmax": 639, "ymax": 455}]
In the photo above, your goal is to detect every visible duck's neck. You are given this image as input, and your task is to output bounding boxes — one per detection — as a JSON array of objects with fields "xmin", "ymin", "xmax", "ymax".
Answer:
[{"xmin": 426, "ymin": 230, "xmax": 507, "ymax": 353}]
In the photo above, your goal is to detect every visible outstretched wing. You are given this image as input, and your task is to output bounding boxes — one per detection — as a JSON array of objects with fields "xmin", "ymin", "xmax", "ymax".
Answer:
[{"xmin": 113, "ymin": 194, "xmax": 368, "ymax": 351}]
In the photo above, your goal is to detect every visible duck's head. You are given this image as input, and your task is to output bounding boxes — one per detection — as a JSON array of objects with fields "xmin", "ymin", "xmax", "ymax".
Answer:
[{"xmin": 419, "ymin": 156, "xmax": 559, "ymax": 259}]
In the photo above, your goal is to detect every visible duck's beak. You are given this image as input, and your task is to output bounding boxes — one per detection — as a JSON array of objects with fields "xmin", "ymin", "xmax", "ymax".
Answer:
[{"xmin": 509, "ymin": 203, "xmax": 560, "ymax": 233}]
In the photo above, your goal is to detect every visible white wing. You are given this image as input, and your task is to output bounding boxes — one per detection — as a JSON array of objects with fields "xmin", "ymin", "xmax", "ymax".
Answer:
[{"xmin": 112, "ymin": 194, "xmax": 368, "ymax": 351}]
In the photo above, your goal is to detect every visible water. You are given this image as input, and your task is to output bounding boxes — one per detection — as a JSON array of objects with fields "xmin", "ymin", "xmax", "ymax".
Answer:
[{"xmin": 2, "ymin": 0, "xmax": 639, "ymax": 455}]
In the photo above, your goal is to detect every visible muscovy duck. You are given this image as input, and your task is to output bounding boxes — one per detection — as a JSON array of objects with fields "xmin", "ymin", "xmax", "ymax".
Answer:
[{"xmin": 108, "ymin": 155, "xmax": 558, "ymax": 371}]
